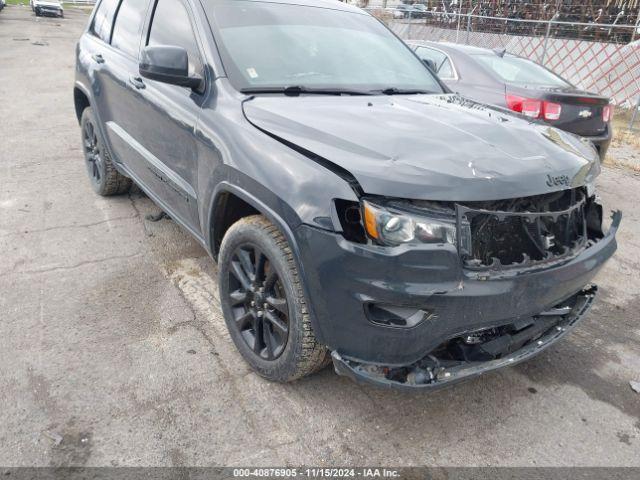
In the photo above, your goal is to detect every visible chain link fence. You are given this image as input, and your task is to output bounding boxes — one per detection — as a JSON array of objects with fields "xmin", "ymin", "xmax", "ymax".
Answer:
[
  {"xmin": 366, "ymin": 6, "xmax": 640, "ymax": 125},
  {"xmin": 631, "ymin": 96, "xmax": 640, "ymax": 130}
]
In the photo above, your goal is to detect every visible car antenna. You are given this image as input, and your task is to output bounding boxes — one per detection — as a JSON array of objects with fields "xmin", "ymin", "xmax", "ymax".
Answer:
[{"xmin": 493, "ymin": 48, "xmax": 507, "ymax": 58}]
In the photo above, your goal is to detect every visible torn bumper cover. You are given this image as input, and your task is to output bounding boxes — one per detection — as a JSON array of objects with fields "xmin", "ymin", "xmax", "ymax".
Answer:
[
  {"xmin": 295, "ymin": 208, "xmax": 620, "ymax": 390},
  {"xmin": 332, "ymin": 285, "xmax": 596, "ymax": 390}
]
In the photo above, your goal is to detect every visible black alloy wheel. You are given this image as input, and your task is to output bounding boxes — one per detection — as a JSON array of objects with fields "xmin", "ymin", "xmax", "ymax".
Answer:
[
  {"xmin": 218, "ymin": 215, "xmax": 329, "ymax": 382},
  {"xmin": 227, "ymin": 243, "xmax": 290, "ymax": 360},
  {"xmin": 79, "ymin": 107, "xmax": 131, "ymax": 195},
  {"xmin": 83, "ymin": 119, "xmax": 104, "ymax": 186}
]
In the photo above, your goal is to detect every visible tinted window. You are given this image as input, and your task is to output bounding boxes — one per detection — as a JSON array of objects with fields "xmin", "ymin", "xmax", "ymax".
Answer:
[
  {"xmin": 92, "ymin": 0, "xmax": 120, "ymax": 43},
  {"xmin": 148, "ymin": 0, "xmax": 202, "ymax": 76},
  {"xmin": 111, "ymin": 0, "xmax": 148, "ymax": 57},
  {"xmin": 205, "ymin": 1, "xmax": 443, "ymax": 93},
  {"xmin": 415, "ymin": 47, "xmax": 455, "ymax": 79},
  {"xmin": 474, "ymin": 54, "xmax": 570, "ymax": 87}
]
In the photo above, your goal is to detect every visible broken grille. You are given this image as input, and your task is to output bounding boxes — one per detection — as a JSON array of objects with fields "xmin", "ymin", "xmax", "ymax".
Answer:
[{"xmin": 456, "ymin": 189, "xmax": 592, "ymax": 270}]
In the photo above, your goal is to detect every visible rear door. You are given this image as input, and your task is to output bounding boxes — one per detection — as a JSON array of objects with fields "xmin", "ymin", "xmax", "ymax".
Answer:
[
  {"xmin": 95, "ymin": 0, "xmax": 205, "ymax": 234},
  {"xmin": 89, "ymin": 0, "xmax": 152, "ymax": 182},
  {"xmin": 86, "ymin": 0, "xmax": 133, "ymax": 132}
]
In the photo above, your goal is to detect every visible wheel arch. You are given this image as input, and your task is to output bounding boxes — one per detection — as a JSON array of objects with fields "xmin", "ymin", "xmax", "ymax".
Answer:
[
  {"xmin": 73, "ymin": 83, "xmax": 92, "ymax": 124},
  {"xmin": 207, "ymin": 182, "xmax": 329, "ymax": 345},
  {"xmin": 210, "ymin": 187, "xmax": 261, "ymax": 257},
  {"xmin": 208, "ymin": 182, "xmax": 300, "ymax": 260}
]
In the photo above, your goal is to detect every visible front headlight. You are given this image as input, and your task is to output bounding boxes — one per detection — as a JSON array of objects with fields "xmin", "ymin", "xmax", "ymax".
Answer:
[{"xmin": 362, "ymin": 200, "xmax": 468, "ymax": 248}]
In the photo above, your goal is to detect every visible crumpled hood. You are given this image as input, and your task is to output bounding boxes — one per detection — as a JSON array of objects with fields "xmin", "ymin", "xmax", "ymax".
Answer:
[{"xmin": 243, "ymin": 93, "xmax": 600, "ymax": 201}]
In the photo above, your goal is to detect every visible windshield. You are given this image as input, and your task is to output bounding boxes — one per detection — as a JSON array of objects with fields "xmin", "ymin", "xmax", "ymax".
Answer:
[
  {"xmin": 204, "ymin": 1, "xmax": 443, "ymax": 94},
  {"xmin": 473, "ymin": 54, "xmax": 571, "ymax": 88}
]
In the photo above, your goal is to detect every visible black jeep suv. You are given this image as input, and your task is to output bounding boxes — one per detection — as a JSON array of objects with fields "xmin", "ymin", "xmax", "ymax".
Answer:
[{"xmin": 74, "ymin": 0, "xmax": 620, "ymax": 390}]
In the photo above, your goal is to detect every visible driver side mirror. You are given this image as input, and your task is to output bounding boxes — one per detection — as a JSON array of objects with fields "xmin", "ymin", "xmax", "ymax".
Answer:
[
  {"xmin": 139, "ymin": 45, "xmax": 202, "ymax": 89},
  {"xmin": 422, "ymin": 58, "xmax": 437, "ymax": 73}
]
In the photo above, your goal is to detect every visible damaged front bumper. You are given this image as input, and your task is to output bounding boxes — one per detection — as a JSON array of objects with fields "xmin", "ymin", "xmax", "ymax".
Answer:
[
  {"xmin": 296, "ymin": 206, "xmax": 621, "ymax": 389},
  {"xmin": 332, "ymin": 286, "xmax": 596, "ymax": 390}
]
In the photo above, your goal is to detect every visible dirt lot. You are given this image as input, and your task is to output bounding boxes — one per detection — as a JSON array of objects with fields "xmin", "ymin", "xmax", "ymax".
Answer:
[
  {"xmin": 608, "ymin": 112, "xmax": 640, "ymax": 172},
  {"xmin": 1, "ymin": 6, "xmax": 640, "ymax": 467}
]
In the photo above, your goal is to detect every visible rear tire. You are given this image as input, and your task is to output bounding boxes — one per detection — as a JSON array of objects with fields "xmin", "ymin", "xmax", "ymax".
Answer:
[
  {"xmin": 218, "ymin": 215, "xmax": 329, "ymax": 382},
  {"xmin": 80, "ymin": 107, "xmax": 132, "ymax": 196}
]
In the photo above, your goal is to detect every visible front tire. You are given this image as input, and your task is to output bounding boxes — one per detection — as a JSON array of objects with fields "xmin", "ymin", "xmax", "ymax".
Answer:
[
  {"xmin": 80, "ymin": 107, "xmax": 131, "ymax": 196},
  {"xmin": 218, "ymin": 215, "xmax": 329, "ymax": 382}
]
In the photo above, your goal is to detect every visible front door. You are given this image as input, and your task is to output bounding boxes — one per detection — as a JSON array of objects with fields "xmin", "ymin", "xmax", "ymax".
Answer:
[
  {"xmin": 118, "ymin": 0, "xmax": 206, "ymax": 233},
  {"xmin": 95, "ymin": 0, "xmax": 205, "ymax": 235}
]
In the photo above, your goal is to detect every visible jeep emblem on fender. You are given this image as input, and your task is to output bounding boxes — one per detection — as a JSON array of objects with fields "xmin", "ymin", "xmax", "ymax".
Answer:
[{"xmin": 546, "ymin": 174, "xmax": 571, "ymax": 187}]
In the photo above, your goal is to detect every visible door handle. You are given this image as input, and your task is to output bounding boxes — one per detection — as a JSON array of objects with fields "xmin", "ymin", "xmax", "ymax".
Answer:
[
  {"xmin": 91, "ymin": 53, "xmax": 105, "ymax": 64},
  {"xmin": 129, "ymin": 75, "xmax": 146, "ymax": 90}
]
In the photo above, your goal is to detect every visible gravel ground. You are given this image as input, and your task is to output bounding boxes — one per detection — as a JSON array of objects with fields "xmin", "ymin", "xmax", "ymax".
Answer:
[
  {"xmin": 1, "ymin": 5, "xmax": 639, "ymax": 467},
  {"xmin": 608, "ymin": 123, "xmax": 640, "ymax": 172}
]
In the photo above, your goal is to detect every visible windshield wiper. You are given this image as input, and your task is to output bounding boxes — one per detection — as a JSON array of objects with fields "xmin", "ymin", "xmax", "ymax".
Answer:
[
  {"xmin": 241, "ymin": 85, "xmax": 373, "ymax": 96},
  {"xmin": 375, "ymin": 87, "xmax": 435, "ymax": 95}
]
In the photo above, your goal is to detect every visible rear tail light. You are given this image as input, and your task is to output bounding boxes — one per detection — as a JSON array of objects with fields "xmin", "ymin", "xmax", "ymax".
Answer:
[
  {"xmin": 507, "ymin": 94, "xmax": 527, "ymax": 113},
  {"xmin": 506, "ymin": 94, "xmax": 561, "ymax": 121},
  {"xmin": 602, "ymin": 104, "xmax": 613, "ymax": 122},
  {"xmin": 543, "ymin": 102, "xmax": 562, "ymax": 121},
  {"xmin": 522, "ymin": 99, "xmax": 542, "ymax": 118}
]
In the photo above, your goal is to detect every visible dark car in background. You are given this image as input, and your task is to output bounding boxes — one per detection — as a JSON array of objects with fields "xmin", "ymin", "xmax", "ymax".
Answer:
[
  {"xmin": 409, "ymin": 41, "xmax": 613, "ymax": 159},
  {"xmin": 411, "ymin": 4, "xmax": 429, "ymax": 18},
  {"xmin": 393, "ymin": 4, "xmax": 425, "ymax": 19},
  {"xmin": 74, "ymin": 0, "xmax": 619, "ymax": 390}
]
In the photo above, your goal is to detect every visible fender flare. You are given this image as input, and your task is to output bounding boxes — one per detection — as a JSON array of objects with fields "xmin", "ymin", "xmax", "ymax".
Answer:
[
  {"xmin": 74, "ymin": 80, "xmax": 91, "ymax": 98},
  {"xmin": 74, "ymin": 80, "xmax": 93, "ymax": 124}
]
